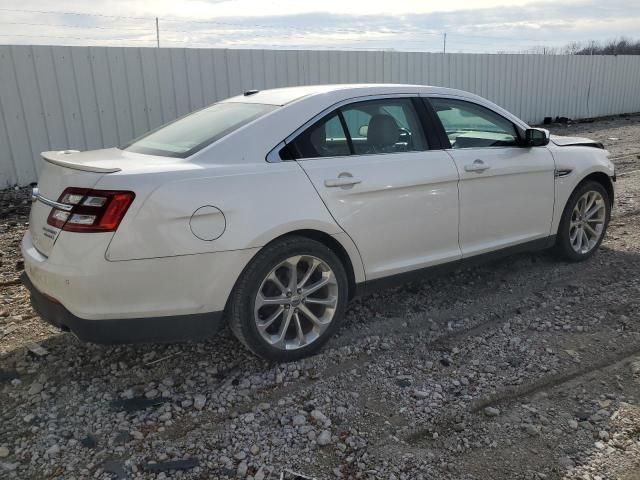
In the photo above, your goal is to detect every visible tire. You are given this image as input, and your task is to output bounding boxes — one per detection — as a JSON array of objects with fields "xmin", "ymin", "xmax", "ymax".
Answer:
[
  {"xmin": 227, "ymin": 236, "xmax": 349, "ymax": 362},
  {"xmin": 554, "ymin": 180, "xmax": 611, "ymax": 262}
]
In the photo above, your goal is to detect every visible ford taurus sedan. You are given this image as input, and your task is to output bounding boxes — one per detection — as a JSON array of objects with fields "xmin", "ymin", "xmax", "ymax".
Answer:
[{"xmin": 22, "ymin": 84, "xmax": 615, "ymax": 361}]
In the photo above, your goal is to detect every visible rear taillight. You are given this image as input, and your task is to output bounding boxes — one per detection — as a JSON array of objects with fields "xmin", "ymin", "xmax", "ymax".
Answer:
[{"xmin": 47, "ymin": 187, "xmax": 135, "ymax": 233}]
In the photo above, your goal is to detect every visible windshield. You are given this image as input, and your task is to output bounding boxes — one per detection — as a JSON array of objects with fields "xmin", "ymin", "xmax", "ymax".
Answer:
[{"xmin": 122, "ymin": 102, "xmax": 277, "ymax": 158}]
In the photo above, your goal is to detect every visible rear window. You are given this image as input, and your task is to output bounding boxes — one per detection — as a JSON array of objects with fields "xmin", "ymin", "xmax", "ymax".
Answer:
[{"xmin": 122, "ymin": 102, "xmax": 276, "ymax": 158}]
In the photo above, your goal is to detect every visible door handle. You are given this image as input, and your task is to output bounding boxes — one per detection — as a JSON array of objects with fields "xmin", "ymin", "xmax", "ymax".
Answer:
[
  {"xmin": 464, "ymin": 159, "xmax": 491, "ymax": 173},
  {"xmin": 324, "ymin": 173, "xmax": 362, "ymax": 188}
]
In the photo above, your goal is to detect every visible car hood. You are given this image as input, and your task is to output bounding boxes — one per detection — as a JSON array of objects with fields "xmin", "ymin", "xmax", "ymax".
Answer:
[{"xmin": 550, "ymin": 135, "xmax": 604, "ymax": 149}]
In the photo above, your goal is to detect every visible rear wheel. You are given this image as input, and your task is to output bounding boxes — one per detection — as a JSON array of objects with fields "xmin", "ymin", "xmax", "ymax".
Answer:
[
  {"xmin": 227, "ymin": 236, "xmax": 348, "ymax": 362},
  {"xmin": 555, "ymin": 180, "xmax": 610, "ymax": 261}
]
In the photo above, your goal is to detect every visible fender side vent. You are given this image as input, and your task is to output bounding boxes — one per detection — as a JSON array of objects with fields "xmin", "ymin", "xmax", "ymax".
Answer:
[{"xmin": 555, "ymin": 169, "xmax": 573, "ymax": 178}]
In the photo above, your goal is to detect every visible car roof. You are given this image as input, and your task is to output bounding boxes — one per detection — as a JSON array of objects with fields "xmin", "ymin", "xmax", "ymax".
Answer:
[{"xmin": 222, "ymin": 84, "xmax": 459, "ymax": 106}]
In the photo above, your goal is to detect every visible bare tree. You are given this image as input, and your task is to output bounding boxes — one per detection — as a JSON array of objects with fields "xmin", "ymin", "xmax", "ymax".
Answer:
[
  {"xmin": 563, "ymin": 41, "xmax": 582, "ymax": 55},
  {"xmin": 572, "ymin": 37, "xmax": 640, "ymax": 55}
]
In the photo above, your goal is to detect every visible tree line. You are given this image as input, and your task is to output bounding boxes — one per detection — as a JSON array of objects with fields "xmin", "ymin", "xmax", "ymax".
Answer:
[{"xmin": 569, "ymin": 37, "xmax": 640, "ymax": 55}]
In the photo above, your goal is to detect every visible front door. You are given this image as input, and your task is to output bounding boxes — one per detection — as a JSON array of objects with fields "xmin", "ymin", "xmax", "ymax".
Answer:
[
  {"xmin": 288, "ymin": 96, "xmax": 461, "ymax": 280},
  {"xmin": 427, "ymin": 96, "xmax": 556, "ymax": 257}
]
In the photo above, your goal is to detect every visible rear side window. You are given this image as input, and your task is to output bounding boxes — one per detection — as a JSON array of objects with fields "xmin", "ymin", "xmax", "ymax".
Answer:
[
  {"xmin": 287, "ymin": 97, "xmax": 428, "ymax": 160},
  {"xmin": 123, "ymin": 102, "xmax": 276, "ymax": 158},
  {"xmin": 340, "ymin": 98, "xmax": 428, "ymax": 154},
  {"xmin": 288, "ymin": 113, "xmax": 351, "ymax": 159},
  {"xmin": 429, "ymin": 98, "xmax": 519, "ymax": 148}
]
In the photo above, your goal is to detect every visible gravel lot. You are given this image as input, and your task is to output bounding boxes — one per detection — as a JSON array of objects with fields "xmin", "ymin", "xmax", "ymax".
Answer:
[{"xmin": 1, "ymin": 114, "xmax": 640, "ymax": 480}]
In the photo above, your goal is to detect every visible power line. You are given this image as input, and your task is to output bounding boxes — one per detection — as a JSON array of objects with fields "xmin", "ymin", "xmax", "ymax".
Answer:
[
  {"xmin": 0, "ymin": 22, "xmax": 573, "ymax": 46},
  {"xmin": 0, "ymin": 36, "xmax": 551, "ymax": 54},
  {"xmin": 0, "ymin": 34, "xmax": 153, "ymax": 43},
  {"xmin": 0, "ymin": 21, "xmax": 154, "ymax": 32},
  {"xmin": 0, "ymin": 24, "xmax": 556, "ymax": 44},
  {"xmin": 0, "ymin": 7, "xmax": 155, "ymax": 21},
  {"xmin": 0, "ymin": 21, "xmax": 444, "ymax": 40}
]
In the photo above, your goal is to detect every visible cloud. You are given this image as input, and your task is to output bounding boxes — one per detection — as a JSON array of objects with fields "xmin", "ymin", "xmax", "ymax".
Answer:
[{"xmin": 0, "ymin": 0, "xmax": 638, "ymax": 52}]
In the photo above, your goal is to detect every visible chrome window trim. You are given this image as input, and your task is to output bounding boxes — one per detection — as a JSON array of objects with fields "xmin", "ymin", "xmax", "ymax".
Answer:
[
  {"xmin": 266, "ymin": 141, "xmax": 286, "ymax": 163},
  {"xmin": 265, "ymin": 93, "xmax": 420, "ymax": 163},
  {"xmin": 297, "ymin": 150, "xmax": 440, "ymax": 163},
  {"xmin": 35, "ymin": 194, "xmax": 74, "ymax": 211},
  {"xmin": 443, "ymin": 146, "xmax": 523, "ymax": 152}
]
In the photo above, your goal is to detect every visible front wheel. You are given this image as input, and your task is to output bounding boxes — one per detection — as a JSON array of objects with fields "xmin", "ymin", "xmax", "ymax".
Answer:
[
  {"xmin": 227, "ymin": 236, "xmax": 349, "ymax": 362},
  {"xmin": 554, "ymin": 180, "xmax": 611, "ymax": 261}
]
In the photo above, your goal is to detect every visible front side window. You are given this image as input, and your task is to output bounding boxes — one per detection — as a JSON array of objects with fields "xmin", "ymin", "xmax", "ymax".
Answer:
[
  {"xmin": 287, "ymin": 97, "xmax": 428, "ymax": 160},
  {"xmin": 429, "ymin": 98, "xmax": 519, "ymax": 149},
  {"xmin": 123, "ymin": 102, "xmax": 276, "ymax": 158}
]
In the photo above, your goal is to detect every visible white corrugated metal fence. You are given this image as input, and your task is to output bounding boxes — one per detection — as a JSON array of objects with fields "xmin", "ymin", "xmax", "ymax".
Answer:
[{"xmin": 1, "ymin": 45, "xmax": 639, "ymax": 186}]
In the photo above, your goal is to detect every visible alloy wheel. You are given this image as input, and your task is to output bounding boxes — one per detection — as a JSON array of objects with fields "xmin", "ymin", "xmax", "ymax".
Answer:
[
  {"xmin": 569, "ymin": 190, "xmax": 606, "ymax": 254},
  {"xmin": 254, "ymin": 255, "xmax": 339, "ymax": 350}
]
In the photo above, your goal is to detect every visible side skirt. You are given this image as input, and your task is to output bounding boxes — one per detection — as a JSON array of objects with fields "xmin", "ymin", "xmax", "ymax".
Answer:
[{"xmin": 354, "ymin": 235, "xmax": 556, "ymax": 297}]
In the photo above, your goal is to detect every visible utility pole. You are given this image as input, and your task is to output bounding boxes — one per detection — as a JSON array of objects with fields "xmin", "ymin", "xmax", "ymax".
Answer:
[
  {"xmin": 155, "ymin": 17, "xmax": 160, "ymax": 48},
  {"xmin": 443, "ymin": 32, "xmax": 447, "ymax": 54}
]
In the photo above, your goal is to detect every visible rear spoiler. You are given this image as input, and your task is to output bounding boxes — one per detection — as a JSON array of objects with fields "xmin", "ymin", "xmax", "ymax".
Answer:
[{"xmin": 42, "ymin": 151, "xmax": 122, "ymax": 173}]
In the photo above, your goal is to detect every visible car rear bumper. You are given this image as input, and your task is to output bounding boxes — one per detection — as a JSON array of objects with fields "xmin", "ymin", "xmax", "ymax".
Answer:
[
  {"xmin": 21, "ymin": 230, "xmax": 258, "ymax": 319},
  {"xmin": 21, "ymin": 272, "xmax": 224, "ymax": 344},
  {"xmin": 20, "ymin": 229, "xmax": 259, "ymax": 344}
]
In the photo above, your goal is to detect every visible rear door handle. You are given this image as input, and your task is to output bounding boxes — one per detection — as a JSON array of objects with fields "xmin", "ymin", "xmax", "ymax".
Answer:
[
  {"xmin": 324, "ymin": 173, "xmax": 362, "ymax": 188},
  {"xmin": 464, "ymin": 159, "xmax": 491, "ymax": 173}
]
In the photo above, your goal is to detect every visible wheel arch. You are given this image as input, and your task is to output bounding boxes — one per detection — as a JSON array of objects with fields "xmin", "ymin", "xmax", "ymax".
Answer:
[
  {"xmin": 553, "ymin": 167, "xmax": 615, "ymax": 237},
  {"xmin": 579, "ymin": 171, "xmax": 615, "ymax": 206},
  {"xmin": 553, "ymin": 170, "xmax": 613, "ymax": 261},
  {"xmin": 275, "ymin": 229, "xmax": 359, "ymax": 299},
  {"xmin": 225, "ymin": 228, "xmax": 363, "ymax": 312}
]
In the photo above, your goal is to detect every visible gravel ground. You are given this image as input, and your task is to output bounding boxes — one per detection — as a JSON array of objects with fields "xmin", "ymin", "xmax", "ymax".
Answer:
[{"xmin": 1, "ymin": 114, "xmax": 639, "ymax": 480}]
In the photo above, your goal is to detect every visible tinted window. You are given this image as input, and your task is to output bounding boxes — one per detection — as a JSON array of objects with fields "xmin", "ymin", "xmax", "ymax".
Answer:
[
  {"xmin": 123, "ymin": 102, "xmax": 276, "ymax": 158},
  {"xmin": 430, "ymin": 98, "xmax": 519, "ymax": 148},
  {"xmin": 341, "ymin": 98, "xmax": 428, "ymax": 154},
  {"xmin": 288, "ymin": 113, "xmax": 350, "ymax": 159}
]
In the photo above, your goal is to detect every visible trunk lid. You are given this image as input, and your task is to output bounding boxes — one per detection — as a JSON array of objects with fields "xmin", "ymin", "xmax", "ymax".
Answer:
[
  {"xmin": 30, "ymin": 156, "xmax": 107, "ymax": 256},
  {"xmin": 30, "ymin": 148, "xmax": 188, "ymax": 256}
]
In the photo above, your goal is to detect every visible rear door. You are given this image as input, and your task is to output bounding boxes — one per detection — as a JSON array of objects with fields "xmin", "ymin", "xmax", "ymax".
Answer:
[
  {"xmin": 426, "ymin": 96, "xmax": 555, "ymax": 257},
  {"xmin": 287, "ymin": 95, "xmax": 461, "ymax": 280}
]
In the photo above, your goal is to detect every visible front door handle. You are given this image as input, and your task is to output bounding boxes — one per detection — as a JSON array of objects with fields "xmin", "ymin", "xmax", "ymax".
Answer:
[
  {"xmin": 464, "ymin": 159, "xmax": 491, "ymax": 173},
  {"xmin": 324, "ymin": 173, "xmax": 362, "ymax": 188}
]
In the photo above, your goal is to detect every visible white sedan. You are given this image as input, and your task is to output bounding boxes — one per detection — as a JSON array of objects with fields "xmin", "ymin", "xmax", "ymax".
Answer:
[{"xmin": 22, "ymin": 84, "xmax": 615, "ymax": 361}]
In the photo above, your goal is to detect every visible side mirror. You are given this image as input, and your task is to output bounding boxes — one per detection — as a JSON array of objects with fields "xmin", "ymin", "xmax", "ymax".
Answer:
[
  {"xmin": 524, "ymin": 128, "xmax": 550, "ymax": 147},
  {"xmin": 358, "ymin": 125, "xmax": 368, "ymax": 137}
]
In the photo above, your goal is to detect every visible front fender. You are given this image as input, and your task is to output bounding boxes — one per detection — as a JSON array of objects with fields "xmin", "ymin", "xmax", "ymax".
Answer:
[{"xmin": 550, "ymin": 145, "xmax": 615, "ymax": 234}]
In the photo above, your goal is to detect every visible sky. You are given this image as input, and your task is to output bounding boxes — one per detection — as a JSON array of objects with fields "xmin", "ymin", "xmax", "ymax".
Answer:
[{"xmin": 0, "ymin": 0, "xmax": 638, "ymax": 53}]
